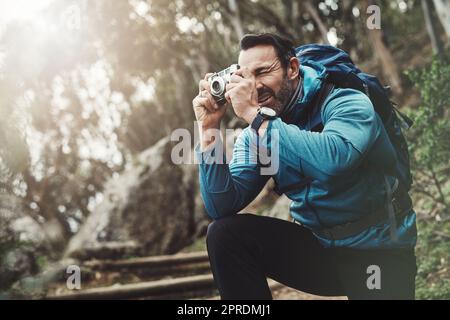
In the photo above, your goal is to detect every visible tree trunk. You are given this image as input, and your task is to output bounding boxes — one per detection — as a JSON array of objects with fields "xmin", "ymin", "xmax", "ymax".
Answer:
[
  {"xmin": 364, "ymin": 0, "xmax": 403, "ymax": 95},
  {"xmin": 422, "ymin": 0, "xmax": 444, "ymax": 56},
  {"xmin": 282, "ymin": 0, "xmax": 303, "ymax": 41},
  {"xmin": 433, "ymin": 0, "xmax": 450, "ymax": 38},
  {"xmin": 228, "ymin": 0, "xmax": 244, "ymax": 40},
  {"xmin": 366, "ymin": 28, "xmax": 404, "ymax": 95},
  {"xmin": 340, "ymin": 0, "xmax": 359, "ymax": 56},
  {"xmin": 303, "ymin": 0, "xmax": 330, "ymax": 44},
  {"xmin": 282, "ymin": 0, "xmax": 294, "ymax": 28},
  {"xmin": 291, "ymin": 0, "xmax": 303, "ymax": 40}
]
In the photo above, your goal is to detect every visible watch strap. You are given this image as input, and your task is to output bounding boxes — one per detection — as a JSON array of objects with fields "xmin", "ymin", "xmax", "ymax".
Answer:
[{"xmin": 251, "ymin": 113, "xmax": 266, "ymax": 134}]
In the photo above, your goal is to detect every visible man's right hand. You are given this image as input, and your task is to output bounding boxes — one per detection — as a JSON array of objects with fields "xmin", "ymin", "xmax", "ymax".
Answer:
[
  {"xmin": 192, "ymin": 73, "xmax": 228, "ymax": 150},
  {"xmin": 192, "ymin": 73, "xmax": 228, "ymax": 129}
]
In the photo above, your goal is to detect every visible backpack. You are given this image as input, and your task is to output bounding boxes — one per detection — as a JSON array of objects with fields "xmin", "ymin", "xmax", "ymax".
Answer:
[
  {"xmin": 292, "ymin": 44, "xmax": 414, "ymax": 241},
  {"xmin": 296, "ymin": 44, "xmax": 413, "ymax": 191}
]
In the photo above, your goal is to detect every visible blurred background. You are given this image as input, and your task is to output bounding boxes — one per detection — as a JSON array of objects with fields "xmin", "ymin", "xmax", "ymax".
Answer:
[{"xmin": 0, "ymin": 0, "xmax": 449, "ymax": 300}]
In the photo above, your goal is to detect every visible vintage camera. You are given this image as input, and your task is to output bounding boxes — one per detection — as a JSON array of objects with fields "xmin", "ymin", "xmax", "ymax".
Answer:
[{"xmin": 208, "ymin": 64, "xmax": 240, "ymax": 105}]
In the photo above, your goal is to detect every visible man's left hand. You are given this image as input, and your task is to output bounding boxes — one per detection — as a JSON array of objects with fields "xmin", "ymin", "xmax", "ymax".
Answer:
[{"xmin": 225, "ymin": 67, "xmax": 259, "ymax": 124}]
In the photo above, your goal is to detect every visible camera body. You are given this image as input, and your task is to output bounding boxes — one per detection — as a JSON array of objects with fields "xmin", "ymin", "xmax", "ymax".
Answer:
[{"xmin": 208, "ymin": 64, "xmax": 240, "ymax": 105}]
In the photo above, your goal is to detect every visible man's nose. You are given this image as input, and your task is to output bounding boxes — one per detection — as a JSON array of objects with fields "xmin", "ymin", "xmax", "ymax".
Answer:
[{"xmin": 255, "ymin": 81, "xmax": 264, "ymax": 92}]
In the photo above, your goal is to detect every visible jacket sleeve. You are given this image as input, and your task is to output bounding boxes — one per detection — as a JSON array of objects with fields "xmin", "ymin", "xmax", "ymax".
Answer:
[
  {"xmin": 195, "ymin": 131, "xmax": 271, "ymax": 220},
  {"xmin": 265, "ymin": 88, "xmax": 396, "ymax": 182}
]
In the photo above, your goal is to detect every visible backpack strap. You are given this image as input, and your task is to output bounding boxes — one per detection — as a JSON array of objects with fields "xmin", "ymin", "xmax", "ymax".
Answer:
[
  {"xmin": 384, "ymin": 175, "xmax": 399, "ymax": 242},
  {"xmin": 309, "ymin": 82, "xmax": 335, "ymax": 132}
]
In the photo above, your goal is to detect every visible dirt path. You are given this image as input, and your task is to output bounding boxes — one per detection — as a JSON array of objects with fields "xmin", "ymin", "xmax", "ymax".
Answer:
[{"xmin": 272, "ymin": 285, "xmax": 346, "ymax": 300}]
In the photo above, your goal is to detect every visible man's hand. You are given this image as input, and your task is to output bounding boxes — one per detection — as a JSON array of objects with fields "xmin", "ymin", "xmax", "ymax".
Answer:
[
  {"xmin": 192, "ymin": 73, "xmax": 228, "ymax": 151},
  {"xmin": 225, "ymin": 67, "xmax": 259, "ymax": 124},
  {"xmin": 193, "ymin": 73, "xmax": 228, "ymax": 127}
]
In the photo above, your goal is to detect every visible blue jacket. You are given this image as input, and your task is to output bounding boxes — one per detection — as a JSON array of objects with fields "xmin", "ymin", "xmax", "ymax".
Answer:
[{"xmin": 196, "ymin": 62, "xmax": 417, "ymax": 249}]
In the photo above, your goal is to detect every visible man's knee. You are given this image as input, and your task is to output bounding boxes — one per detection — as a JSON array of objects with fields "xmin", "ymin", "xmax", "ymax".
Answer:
[
  {"xmin": 206, "ymin": 214, "xmax": 250, "ymax": 248},
  {"xmin": 206, "ymin": 217, "xmax": 232, "ymax": 246}
]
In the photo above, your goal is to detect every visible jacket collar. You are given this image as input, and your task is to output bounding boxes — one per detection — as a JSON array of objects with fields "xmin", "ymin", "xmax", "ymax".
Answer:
[{"xmin": 280, "ymin": 60, "xmax": 328, "ymax": 125}]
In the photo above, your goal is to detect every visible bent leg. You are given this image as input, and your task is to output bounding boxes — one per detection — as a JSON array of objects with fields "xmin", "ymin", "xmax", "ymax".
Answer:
[{"xmin": 206, "ymin": 214, "xmax": 344, "ymax": 299}]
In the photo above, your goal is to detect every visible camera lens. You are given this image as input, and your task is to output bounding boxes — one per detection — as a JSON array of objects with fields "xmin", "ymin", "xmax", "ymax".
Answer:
[
  {"xmin": 212, "ymin": 80, "xmax": 221, "ymax": 93},
  {"xmin": 210, "ymin": 77, "xmax": 225, "ymax": 96}
]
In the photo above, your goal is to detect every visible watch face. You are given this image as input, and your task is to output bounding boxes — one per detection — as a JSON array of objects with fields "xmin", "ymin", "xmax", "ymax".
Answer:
[{"xmin": 260, "ymin": 107, "xmax": 277, "ymax": 118}]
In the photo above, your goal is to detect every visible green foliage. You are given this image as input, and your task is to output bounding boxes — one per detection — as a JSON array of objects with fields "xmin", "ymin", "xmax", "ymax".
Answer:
[
  {"xmin": 407, "ymin": 57, "xmax": 450, "ymax": 167},
  {"xmin": 406, "ymin": 56, "xmax": 450, "ymax": 213},
  {"xmin": 35, "ymin": 255, "xmax": 49, "ymax": 271},
  {"xmin": 415, "ymin": 220, "xmax": 450, "ymax": 299},
  {"xmin": 381, "ymin": 0, "xmax": 425, "ymax": 49},
  {"xmin": 406, "ymin": 55, "xmax": 450, "ymax": 299}
]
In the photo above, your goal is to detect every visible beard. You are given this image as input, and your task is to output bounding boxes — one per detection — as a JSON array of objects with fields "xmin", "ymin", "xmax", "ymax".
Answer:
[{"xmin": 257, "ymin": 75, "xmax": 296, "ymax": 115}]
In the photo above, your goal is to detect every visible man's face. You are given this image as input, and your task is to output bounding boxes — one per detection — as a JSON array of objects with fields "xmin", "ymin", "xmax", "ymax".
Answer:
[{"xmin": 238, "ymin": 44, "xmax": 298, "ymax": 115}]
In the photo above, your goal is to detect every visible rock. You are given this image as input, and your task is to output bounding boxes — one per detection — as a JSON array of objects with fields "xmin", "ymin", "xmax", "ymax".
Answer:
[
  {"xmin": 10, "ymin": 258, "xmax": 79, "ymax": 299},
  {"xmin": 3, "ymin": 250, "xmax": 35, "ymax": 277},
  {"xmin": 0, "ymin": 193, "xmax": 50, "ymax": 291},
  {"xmin": 0, "ymin": 249, "xmax": 37, "ymax": 290},
  {"xmin": 64, "ymin": 136, "xmax": 209, "ymax": 259}
]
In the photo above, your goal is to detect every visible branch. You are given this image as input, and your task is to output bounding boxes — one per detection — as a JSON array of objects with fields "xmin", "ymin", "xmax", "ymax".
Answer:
[
  {"xmin": 432, "ymin": 231, "xmax": 450, "ymax": 240},
  {"xmin": 430, "ymin": 166, "xmax": 449, "ymax": 208},
  {"xmin": 412, "ymin": 187, "xmax": 445, "ymax": 207}
]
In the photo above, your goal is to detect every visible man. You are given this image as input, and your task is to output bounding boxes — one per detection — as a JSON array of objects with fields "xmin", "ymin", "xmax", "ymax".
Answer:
[{"xmin": 191, "ymin": 33, "xmax": 417, "ymax": 300}]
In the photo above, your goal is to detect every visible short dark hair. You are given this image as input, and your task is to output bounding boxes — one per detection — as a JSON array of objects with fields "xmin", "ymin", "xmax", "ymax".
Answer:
[{"xmin": 240, "ymin": 33, "xmax": 296, "ymax": 70}]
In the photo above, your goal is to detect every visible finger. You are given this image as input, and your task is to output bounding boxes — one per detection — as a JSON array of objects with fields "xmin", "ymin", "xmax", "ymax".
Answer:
[
  {"xmin": 234, "ymin": 66, "xmax": 252, "ymax": 79},
  {"xmin": 193, "ymin": 95, "xmax": 209, "ymax": 110},
  {"xmin": 204, "ymin": 72, "xmax": 214, "ymax": 81},
  {"xmin": 194, "ymin": 96, "xmax": 216, "ymax": 113},
  {"xmin": 199, "ymin": 79, "xmax": 211, "ymax": 94},
  {"xmin": 229, "ymin": 74, "xmax": 243, "ymax": 84},
  {"xmin": 209, "ymin": 96, "xmax": 220, "ymax": 110},
  {"xmin": 201, "ymin": 90, "xmax": 219, "ymax": 110},
  {"xmin": 239, "ymin": 67, "xmax": 253, "ymax": 79},
  {"xmin": 199, "ymin": 73, "xmax": 214, "ymax": 94},
  {"xmin": 193, "ymin": 96, "xmax": 204, "ymax": 109},
  {"xmin": 225, "ymin": 82, "xmax": 238, "ymax": 92},
  {"xmin": 224, "ymin": 91, "xmax": 232, "ymax": 104},
  {"xmin": 203, "ymin": 95, "xmax": 217, "ymax": 113},
  {"xmin": 225, "ymin": 86, "xmax": 238, "ymax": 104}
]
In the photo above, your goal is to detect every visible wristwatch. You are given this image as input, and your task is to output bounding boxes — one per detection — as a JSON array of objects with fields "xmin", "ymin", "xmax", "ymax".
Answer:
[{"xmin": 251, "ymin": 106, "xmax": 277, "ymax": 134}]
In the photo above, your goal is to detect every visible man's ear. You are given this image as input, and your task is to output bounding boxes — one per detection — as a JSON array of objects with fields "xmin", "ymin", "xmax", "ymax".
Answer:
[{"xmin": 287, "ymin": 57, "xmax": 300, "ymax": 80}]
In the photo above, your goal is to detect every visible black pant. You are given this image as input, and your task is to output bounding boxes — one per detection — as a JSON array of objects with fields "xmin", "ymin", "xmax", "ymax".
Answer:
[{"xmin": 206, "ymin": 214, "xmax": 417, "ymax": 300}]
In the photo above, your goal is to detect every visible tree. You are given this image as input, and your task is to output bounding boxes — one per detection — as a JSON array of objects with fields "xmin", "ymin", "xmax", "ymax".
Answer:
[
  {"xmin": 422, "ymin": 0, "xmax": 444, "ymax": 56},
  {"xmin": 363, "ymin": 0, "xmax": 404, "ymax": 95},
  {"xmin": 227, "ymin": 0, "xmax": 244, "ymax": 40},
  {"xmin": 433, "ymin": 0, "xmax": 450, "ymax": 38},
  {"xmin": 302, "ymin": 0, "xmax": 330, "ymax": 44}
]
